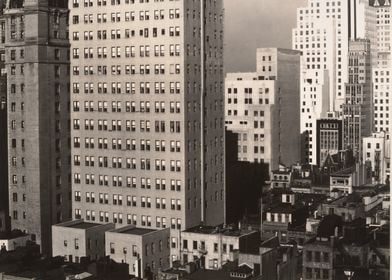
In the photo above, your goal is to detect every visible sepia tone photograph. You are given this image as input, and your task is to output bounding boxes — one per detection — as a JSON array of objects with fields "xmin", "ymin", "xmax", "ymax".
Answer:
[{"xmin": 0, "ymin": 0, "xmax": 390, "ymax": 279}]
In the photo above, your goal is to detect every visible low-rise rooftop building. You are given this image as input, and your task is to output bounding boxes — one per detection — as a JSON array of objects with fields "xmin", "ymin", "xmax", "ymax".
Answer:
[
  {"xmin": 52, "ymin": 220, "xmax": 114, "ymax": 263},
  {"xmin": 180, "ymin": 226, "xmax": 260, "ymax": 270},
  {"xmin": 105, "ymin": 225, "xmax": 170, "ymax": 279}
]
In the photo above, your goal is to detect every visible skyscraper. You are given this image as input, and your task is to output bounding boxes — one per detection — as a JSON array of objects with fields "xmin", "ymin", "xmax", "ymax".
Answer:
[
  {"xmin": 70, "ymin": 0, "xmax": 225, "ymax": 247},
  {"xmin": 293, "ymin": 0, "xmax": 349, "ymax": 165},
  {"xmin": 316, "ymin": 118, "xmax": 343, "ymax": 167},
  {"xmin": 343, "ymin": 39, "xmax": 372, "ymax": 159},
  {"xmin": 371, "ymin": 0, "xmax": 391, "ymax": 133},
  {"xmin": 225, "ymin": 48, "xmax": 301, "ymax": 170},
  {"xmin": 293, "ymin": 0, "xmax": 377, "ymax": 165},
  {"xmin": 5, "ymin": 0, "xmax": 71, "ymax": 254}
]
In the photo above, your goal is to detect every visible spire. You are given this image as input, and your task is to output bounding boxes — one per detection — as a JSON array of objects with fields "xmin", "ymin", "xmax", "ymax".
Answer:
[{"xmin": 373, "ymin": 0, "xmax": 380, "ymax": 6}]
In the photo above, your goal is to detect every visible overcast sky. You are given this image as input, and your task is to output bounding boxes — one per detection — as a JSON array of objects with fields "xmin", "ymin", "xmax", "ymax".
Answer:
[{"xmin": 224, "ymin": 0, "xmax": 307, "ymax": 73}]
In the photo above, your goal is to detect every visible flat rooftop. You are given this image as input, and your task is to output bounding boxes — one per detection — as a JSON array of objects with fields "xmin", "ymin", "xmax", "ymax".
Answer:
[
  {"xmin": 331, "ymin": 167, "xmax": 355, "ymax": 176},
  {"xmin": 116, "ymin": 227, "xmax": 156, "ymax": 236},
  {"xmin": 184, "ymin": 226, "xmax": 254, "ymax": 237},
  {"xmin": 66, "ymin": 222, "xmax": 102, "ymax": 229}
]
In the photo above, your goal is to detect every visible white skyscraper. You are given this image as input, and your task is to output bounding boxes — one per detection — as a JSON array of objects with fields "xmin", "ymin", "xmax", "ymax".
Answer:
[
  {"xmin": 372, "ymin": 0, "xmax": 391, "ymax": 133},
  {"xmin": 293, "ymin": 0, "xmax": 377, "ymax": 165}
]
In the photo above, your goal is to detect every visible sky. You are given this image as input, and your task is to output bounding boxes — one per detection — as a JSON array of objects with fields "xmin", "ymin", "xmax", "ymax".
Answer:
[{"xmin": 224, "ymin": 0, "xmax": 307, "ymax": 73}]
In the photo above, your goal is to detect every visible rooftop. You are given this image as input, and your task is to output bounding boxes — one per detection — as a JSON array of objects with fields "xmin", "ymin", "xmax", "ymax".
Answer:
[
  {"xmin": 184, "ymin": 226, "xmax": 255, "ymax": 237},
  {"xmin": 66, "ymin": 222, "xmax": 102, "ymax": 230},
  {"xmin": 266, "ymin": 203, "xmax": 302, "ymax": 214},
  {"xmin": 112, "ymin": 227, "xmax": 157, "ymax": 236},
  {"xmin": 331, "ymin": 167, "xmax": 355, "ymax": 177}
]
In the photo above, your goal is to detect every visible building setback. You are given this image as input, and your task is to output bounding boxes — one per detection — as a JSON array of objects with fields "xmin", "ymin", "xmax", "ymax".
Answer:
[
  {"xmin": 225, "ymin": 48, "xmax": 301, "ymax": 171},
  {"xmin": 70, "ymin": 0, "xmax": 225, "ymax": 262},
  {"xmin": 4, "ymin": 0, "xmax": 71, "ymax": 254}
]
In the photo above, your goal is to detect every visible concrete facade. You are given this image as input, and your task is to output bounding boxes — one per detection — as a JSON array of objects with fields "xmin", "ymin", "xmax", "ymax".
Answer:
[
  {"xmin": 179, "ymin": 226, "xmax": 259, "ymax": 270},
  {"xmin": 4, "ymin": 0, "xmax": 71, "ymax": 255},
  {"xmin": 225, "ymin": 48, "xmax": 301, "ymax": 171},
  {"xmin": 52, "ymin": 220, "xmax": 115, "ymax": 263},
  {"xmin": 105, "ymin": 226, "xmax": 170, "ymax": 279},
  {"xmin": 70, "ymin": 2, "xmax": 226, "ymax": 262}
]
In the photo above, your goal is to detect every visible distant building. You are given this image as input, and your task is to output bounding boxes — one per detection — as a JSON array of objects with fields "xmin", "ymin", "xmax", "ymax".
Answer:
[
  {"xmin": 225, "ymin": 48, "xmax": 301, "ymax": 170},
  {"xmin": 372, "ymin": 0, "xmax": 391, "ymax": 134},
  {"xmin": 105, "ymin": 225, "xmax": 170, "ymax": 279},
  {"xmin": 302, "ymin": 215, "xmax": 342, "ymax": 280},
  {"xmin": 342, "ymin": 39, "xmax": 373, "ymax": 159},
  {"xmin": 293, "ymin": 0, "xmax": 377, "ymax": 165},
  {"xmin": 363, "ymin": 132, "xmax": 391, "ymax": 184},
  {"xmin": 329, "ymin": 164, "xmax": 372, "ymax": 194},
  {"xmin": 4, "ymin": 0, "xmax": 71, "ymax": 254},
  {"xmin": 318, "ymin": 193, "xmax": 365, "ymax": 221},
  {"xmin": 179, "ymin": 225, "xmax": 260, "ymax": 270},
  {"xmin": 269, "ymin": 165, "xmax": 293, "ymax": 190},
  {"xmin": 52, "ymin": 220, "xmax": 115, "ymax": 263},
  {"xmin": 262, "ymin": 191, "xmax": 309, "ymax": 243},
  {"xmin": 316, "ymin": 118, "xmax": 343, "ymax": 167}
]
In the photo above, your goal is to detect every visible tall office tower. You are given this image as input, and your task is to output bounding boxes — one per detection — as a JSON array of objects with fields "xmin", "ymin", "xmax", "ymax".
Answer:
[
  {"xmin": 0, "ymin": 6, "xmax": 9, "ymax": 233},
  {"xmin": 293, "ymin": 0, "xmax": 376, "ymax": 165},
  {"xmin": 293, "ymin": 0, "xmax": 348, "ymax": 165},
  {"xmin": 316, "ymin": 118, "xmax": 343, "ymax": 167},
  {"xmin": 70, "ymin": 0, "xmax": 225, "ymax": 244},
  {"xmin": 225, "ymin": 48, "xmax": 301, "ymax": 171},
  {"xmin": 343, "ymin": 39, "xmax": 372, "ymax": 159},
  {"xmin": 4, "ymin": 0, "xmax": 71, "ymax": 254},
  {"xmin": 372, "ymin": 0, "xmax": 391, "ymax": 133}
]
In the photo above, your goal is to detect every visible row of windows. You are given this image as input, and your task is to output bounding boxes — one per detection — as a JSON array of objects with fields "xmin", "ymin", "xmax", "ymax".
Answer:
[
  {"xmin": 75, "ymin": 192, "xmax": 183, "ymax": 210},
  {"xmin": 73, "ymin": 9, "xmax": 181, "ymax": 24},
  {"xmin": 73, "ymin": 100, "xmax": 181, "ymax": 113},
  {"xmin": 73, "ymin": 26, "xmax": 181, "ymax": 41},
  {"xmin": 227, "ymin": 98, "xmax": 270, "ymax": 105},
  {"xmin": 73, "ymin": 160, "xmax": 182, "ymax": 180},
  {"xmin": 72, "ymin": 63, "xmax": 221, "ymax": 76},
  {"xmin": 75, "ymin": 209, "xmax": 183, "ymax": 230},
  {"xmin": 227, "ymin": 87, "xmax": 270, "ymax": 94},
  {"xmin": 72, "ymin": 81, "xmax": 181, "ymax": 94},
  {"xmin": 74, "ymin": 137, "xmax": 222, "ymax": 152},
  {"xmin": 73, "ymin": 0, "xmax": 182, "ymax": 8},
  {"xmin": 74, "ymin": 139, "xmax": 181, "ymax": 152},
  {"xmin": 74, "ymin": 157, "xmax": 183, "ymax": 171},
  {"xmin": 72, "ymin": 44, "xmax": 182, "ymax": 59},
  {"xmin": 73, "ymin": 119, "xmax": 182, "ymax": 133}
]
